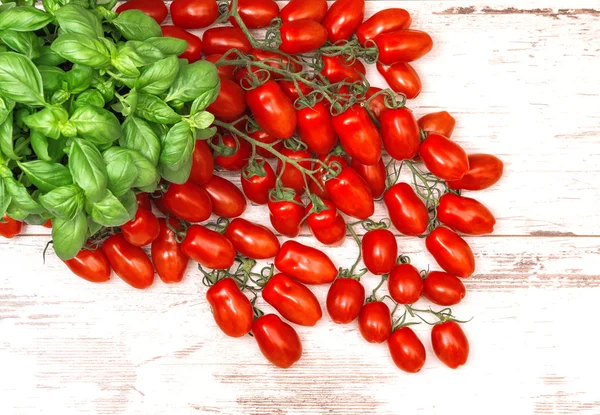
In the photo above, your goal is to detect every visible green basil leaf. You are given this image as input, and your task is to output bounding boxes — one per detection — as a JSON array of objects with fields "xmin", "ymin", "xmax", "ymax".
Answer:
[
  {"xmin": 52, "ymin": 211, "xmax": 87, "ymax": 260},
  {"xmin": 0, "ymin": 52, "xmax": 45, "ymax": 106},
  {"xmin": 0, "ymin": 30, "xmax": 40, "ymax": 59},
  {"xmin": 118, "ymin": 189, "xmax": 137, "ymax": 220},
  {"xmin": 91, "ymin": 75, "xmax": 114, "ymax": 101},
  {"xmin": 38, "ymin": 65, "xmax": 65, "ymax": 93},
  {"xmin": 159, "ymin": 121, "xmax": 193, "ymax": 170},
  {"xmin": 6, "ymin": 202, "xmax": 28, "ymax": 221},
  {"xmin": 33, "ymin": 46, "xmax": 65, "ymax": 66},
  {"xmin": 24, "ymin": 212, "xmax": 52, "ymax": 225},
  {"xmin": 70, "ymin": 105, "xmax": 122, "ymax": 145},
  {"xmin": 23, "ymin": 105, "xmax": 69, "ymax": 140},
  {"xmin": 42, "ymin": 0, "xmax": 61, "ymax": 15},
  {"xmin": 159, "ymin": 152, "xmax": 192, "ymax": 185},
  {"xmin": 89, "ymin": 189, "xmax": 131, "ymax": 226},
  {"xmin": 165, "ymin": 60, "xmax": 220, "ymax": 104},
  {"xmin": 39, "ymin": 184, "xmax": 83, "ymax": 220},
  {"xmin": 47, "ymin": 136, "xmax": 66, "ymax": 162},
  {"xmin": 17, "ymin": 160, "xmax": 73, "ymax": 192},
  {"xmin": 0, "ymin": 6, "xmax": 53, "ymax": 32},
  {"xmin": 51, "ymin": 33, "xmax": 110, "ymax": 69},
  {"xmin": 0, "ymin": 4, "xmax": 16, "ymax": 13},
  {"xmin": 72, "ymin": 89, "xmax": 105, "ymax": 110},
  {"xmin": 113, "ymin": 10, "xmax": 161, "ymax": 41},
  {"xmin": 98, "ymin": 36, "xmax": 118, "ymax": 58},
  {"xmin": 0, "ymin": 96, "xmax": 15, "ymax": 125},
  {"xmin": 112, "ymin": 53, "xmax": 140, "ymax": 77},
  {"xmin": 196, "ymin": 127, "xmax": 217, "ymax": 140},
  {"xmin": 4, "ymin": 176, "xmax": 44, "ymax": 214},
  {"xmin": 120, "ymin": 116, "xmax": 160, "ymax": 166},
  {"xmin": 0, "ymin": 178, "xmax": 11, "ymax": 218},
  {"xmin": 135, "ymin": 93, "xmax": 182, "ymax": 125},
  {"xmin": 68, "ymin": 138, "xmax": 107, "ymax": 203},
  {"xmin": 87, "ymin": 217, "xmax": 102, "ymax": 238},
  {"xmin": 136, "ymin": 55, "xmax": 179, "ymax": 95},
  {"xmin": 54, "ymin": 4, "xmax": 103, "ymax": 38},
  {"xmin": 30, "ymin": 130, "xmax": 51, "ymax": 162},
  {"xmin": 0, "ymin": 111, "xmax": 19, "ymax": 161},
  {"xmin": 145, "ymin": 36, "xmax": 187, "ymax": 56},
  {"xmin": 64, "ymin": 64, "xmax": 94, "ymax": 94},
  {"xmin": 103, "ymin": 149, "xmax": 138, "ymax": 197},
  {"xmin": 126, "ymin": 40, "xmax": 164, "ymax": 65},
  {"xmin": 190, "ymin": 111, "xmax": 215, "ymax": 130},
  {"xmin": 127, "ymin": 149, "xmax": 159, "ymax": 190}
]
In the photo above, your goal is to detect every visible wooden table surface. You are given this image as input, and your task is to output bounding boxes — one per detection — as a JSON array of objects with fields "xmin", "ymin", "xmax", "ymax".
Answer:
[{"xmin": 2, "ymin": 1, "xmax": 600, "ymax": 414}]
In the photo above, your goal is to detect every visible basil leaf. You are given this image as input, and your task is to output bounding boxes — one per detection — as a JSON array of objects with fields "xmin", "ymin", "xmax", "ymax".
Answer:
[
  {"xmin": 196, "ymin": 127, "xmax": 217, "ymax": 140},
  {"xmin": 0, "ymin": 6, "xmax": 53, "ymax": 32},
  {"xmin": 0, "ymin": 30, "xmax": 41, "ymax": 59},
  {"xmin": 165, "ymin": 60, "xmax": 220, "ymax": 104},
  {"xmin": 39, "ymin": 66, "xmax": 65, "ymax": 93},
  {"xmin": 24, "ymin": 212, "xmax": 52, "ymax": 226},
  {"xmin": 0, "ymin": 4, "xmax": 16, "ymax": 13},
  {"xmin": 23, "ymin": 105, "xmax": 69, "ymax": 140},
  {"xmin": 136, "ymin": 55, "xmax": 179, "ymax": 95},
  {"xmin": 70, "ymin": 105, "xmax": 122, "ymax": 145},
  {"xmin": 51, "ymin": 34, "xmax": 110, "ymax": 69},
  {"xmin": 91, "ymin": 75, "xmax": 114, "ymax": 101},
  {"xmin": 135, "ymin": 93, "xmax": 182, "ymax": 125},
  {"xmin": 72, "ymin": 89, "xmax": 105, "ymax": 110},
  {"xmin": 47, "ymin": 136, "xmax": 66, "ymax": 162},
  {"xmin": 87, "ymin": 217, "xmax": 102, "ymax": 238},
  {"xmin": 160, "ymin": 121, "xmax": 193, "ymax": 170},
  {"xmin": 146, "ymin": 37, "xmax": 188, "ymax": 56},
  {"xmin": 0, "ymin": 112, "xmax": 19, "ymax": 161},
  {"xmin": 30, "ymin": 131, "xmax": 51, "ymax": 162},
  {"xmin": 64, "ymin": 64, "xmax": 94, "ymax": 94},
  {"xmin": 126, "ymin": 40, "xmax": 164, "ymax": 65},
  {"xmin": 127, "ymin": 150, "xmax": 159, "ymax": 190},
  {"xmin": 0, "ymin": 178, "xmax": 11, "ymax": 218},
  {"xmin": 89, "ymin": 189, "xmax": 131, "ymax": 226},
  {"xmin": 120, "ymin": 117, "xmax": 160, "ymax": 166},
  {"xmin": 33, "ymin": 46, "xmax": 65, "ymax": 66},
  {"xmin": 17, "ymin": 160, "xmax": 73, "ymax": 192},
  {"xmin": 118, "ymin": 189, "xmax": 137, "ymax": 220},
  {"xmin": 103, "ymin": 148, "xmax": 138, "ymax": 197},
  {"xmin": 54, "ymin": 4, "xmax": 103, "ymax": 38},
  {"xmin": 159, "ymin": 152, "xmax": 192, "ymax": 185},
  {"xmin": 4, "ymin": 176, "xmax": 44, "ymax": 213},
  {"xmin": 39, "ymin": 184, "xmax": 83, "ymax": 220},
  {"xmin": 52, "ymin": 211, "xmax": 87, "ymax": 260},
  {"xmin": 189, "ymin": 111, "xmax": 215, "ymax": 130},
  {"xmin": 0, "ymin": 96, "xmax": 15, "ymax": 125},
  {"xmin": 0, "ymin": 52, "xmax": 45, "ymax": 106},
  {"xmin": 68, "ymin": 138, "xmax": 107, "ymax": 203},
  {"xmin": 114, "ymin": 10, "xmax": 161, "ymax": 41},
  {"xmin": 6, "ymin": 202, "xmax": 28, "ymax": 221},
  {"xmin": 42, "ymin": 0, "xmax": 61, "ymax": 15}
]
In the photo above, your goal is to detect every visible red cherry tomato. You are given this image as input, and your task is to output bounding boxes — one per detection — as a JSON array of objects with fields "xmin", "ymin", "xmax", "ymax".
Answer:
[
  {"xmin": 447, "ymin": 154, "xmax": 504, "ymax": 191},
  {"xmin": 431, "ymin": 321, "xmax": 469, "ymax": 369},
  {"xmin": 278, "ymin": 79, "xmax": 313, "ymax": 102},
  {"xmin": 275, "ymin": 240, "xmax": 337, "ymax": 285},
  {"xmin": 201, "ymin": 175, "xmax": 247, "ymax": 218},
  {"xmin": 262, "ymin": 273, "xmax": 322, "ymax": 326},
  {"xmin": 204, "ymin": 54, "xmax": 235, "ymax": 81},
  {"xmin": 117, "ymin": 0, "xmax": 168, "ymax": 23},
  {"xmin": 426, "ymin": 227, "xmax": 475, "ymax": 278},
  {"xmin": 202, "ymin": 27, "xmax": 252, "ymax": 55},
  {"xmin": 326, "ymin": 166, "xmax": 374, "ymax": 220},
  {"xmin": 170, "ymin": 0, "xmax": 218, "ymax": 28},
  {"xmin": 437, "ymin": 193, "xmax": 496, "ymax": 235},
  {"xmin": 361, "ymin": 229, "xmax": 398, "ymax": 275},
  {"xmin": 0, "ymin": 214, "xmax": 22, "ymax": 238},
  {"xmin": 297, "ymin": 101, "xmax": 337, "ymax": 155},
  {"xmin": 388, "ymin": 327, "xmax": 426, "ymax": 373},
  {"xmin": 241, "ymin": 161, "xmax": 277, "ymax": 205},
  {"xmin": 323, "ymin": 0, "xmax": 364, "ymax": 43},
  {"xmin": 357, "ymin": 8, "xmax": 411, "ymax": 46},
  {"xmin": 375, "ymin": 30, "xmax": 433, "ymax": 64},
  {"xmin": 388, "ymin": 263, "xmax": 423, "ymax": 304},
  {"xmin": 151, "ymin": 218, "xmax": 189, "ymax": 284},
  {"xmin": 377, "ymin": 62, "xmax": 422, "ymax": 99},
  {"xmin": 418, "ymin": 111, "xmax": 456, "ymax": 138},
  {"xmin": 306, "ymin": 200, "xmax": 346, "ymax": 246},
  {"xmin": 207, "ymin": 278, "xmax": 254, "ymax": 337},
  {"xmin": 280, "ymin": 20, "xmax": 328, "ymax": 54},
  {"xmin": 365, "ymin": 87, "xmax": 387, "ymax": 122},
  {"xmin": 207, "ymin": 79, "xmax": 246, "ymax": 123},
  {"xmin": 268, "ymin": 195, "xmax": 305, "ymax": 237},
  {"xmin": 383, "ymin": 183, "xmax": 428, "ymax": 236},
  {"xmin": 152, "ymin": 194, "xmax": 171, "ymax": 216},
  {"xmin": 63, "ymin": 249, "xmax": 111, "ymax": 283},
  {"xmin": 213, "ymin": 135, "xmax": 251, "ymax": 171},
  {"xmin": 326, "ymin": 278, "xmax": 365, "ymax": 324},
  {"xmin": 420, "ymin": 133, "xmax": 469, "ymax": 181},
  {"xmin": 224, "ymin": 218, "xmax": 280, "ymax": 259},
  {"xmin": 102, "ymin": 234, "xmax": 154, "ymax": 289},
  {"xmin": 276, "ymin": 147, "xmax": 312, "ymax": 196},
  {"xmin": 230, "ymin": 0, "xmax": 279, "ymax": 29},
  {"xmin": 351, "ymin": 158, "xmax": 386, "ymax": 199},
  {"xmin": 332, "ymin": 104, "xmax": 381, "ymax": 166},
  {"xmin": 358, "ymin": 301, "xmax": 392, "ymax": 343},
  {"xmin": 308, "ymin": 154, "xmax": 348, "ymax": 200},
  {"xmin": 163, "ymin": 181, "xmax": 212, "ymax": 222},
  {"xmin": 189, "ymin": 140, "xmax": 214, "ymax": 186},
  {"xmin": 321, "ymin": 55, "xmax": 366, "ymax": 84},
  {"xmin": 281, "ymin": 0, "xmax": 327, "ymax": 23},
  {"xmin": 248, "ymin": 126, "xmax": 282, "ymax": 159},
  {"xmin": 181, "ymin": 225, "xmax": 236, "ymax": 269},
  {"xmin": 253, "ymin": 314, "xmax": 302, "ymax": 368},
  {"xmin": 423, "ymin": 271, "xmax": 466, "ymax": 306},
  {"xmin": 136, "ymin": 193, "xmax": 152, "ymax": 211},
  {"xmin": 42, "ymin": 219, "xmax": 52, "ymax": 228},
  {"xmin": 160, "ymin": 26, "xmax": 202, "ymax": 63},
  {"xmin": 247, "ymin": 81, "xmax": 297, "ymax": 139},
  {"xmin": 121, "ymin": 206, "xmax": 160, "ymax": 247},
  {"xmin": 380, "ymin": 107, "xmax": 420, "ymax": 161}
]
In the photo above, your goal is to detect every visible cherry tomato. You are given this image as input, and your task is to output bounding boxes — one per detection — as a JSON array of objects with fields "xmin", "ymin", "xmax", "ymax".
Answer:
[
  {"xmin": 388, "ymin": 263, "xmax": 423, "ymax": 304},
  {"xmin": 253, "ymin": 314, "xmax": 302, "ymax": 368},
  {"xmin": 268, "ymin": 195, "xmax": 305, "ymax": 237},
  {"xmin": 189, "ymin": 140, "xmax": 214, "ymax": 186},
  {"xmin": 121, "ymin": 206, "xmax": 160, "ymax": 247},
  {"xmin": 152, "ymin": 194, "xmax": 171, "ymax": 216},
  {"xmin": 321, "ymin": 55, "xmax": 366, "ymax": 84},
  {"xmin": 326, "ymin": 166, "xmax": 374, "ymax": 220},
  {"xmin": 117, "ymin": 0, "xmax": 168, "ymax": 23},
  {"xmin": 163, "ymin": 181, "xmax": 212, "ymax": 222},
  {"xmin": 308, "ymin": 154, "xmax": 348, "ymax": 200},
  {"xmin": 207, "ymin": 79, "xmax": 246, "ymax": 123},
  {"xmin": 102, "ymin": 234, "xmax": 154, "ymax": 289},
  {"xmin": 181, "ymin": 225, "xmax": 236, "ymax": 269},
  {"xmin": 377, "ymin": 62, "xmax": 422, "ymax": 99},
  {"xmin": 423, "ymin": 271, "xmax": 466, "ymax": 306},
  {"xmin": 263, "ymin": 273, "xmax": 322, "ymax": 326},
  {"xmin": 248, "ymin": 126, "xmax": 282, "ymax": 159},
  {"xmin": 358, "ymin": 301, "xmax": 392, "ymax": 343},
  {"xmin": 383, "ymin": 183, "xmax": 428, "ymax": 236},
  {"xmin": 365, "ymin": 87, "xmax": 387, "ymax": 121},
  {"xmin": 388, "ymin": 327, "xmax": 426, "ymax": 373},
  {"xmin": 230, "ymin": 0, "xmax": 279, "ymax": 29},
  {"xmin": 431, "ymin": 321, "xmax": 469, "ymax": 369},
  {"xmin": 275, "ymin": 240, "xmax": 337, "ymax": 285},
  {"xmin": 357, "ymin": 8, "xmax": 411, "ymax": 46},
  {"xmin": 213, "ymin": 134, "xmax": 251, "ymax": 171},
  {"xmin": 280, "ymin": 20, "xmax": 328, "ymax": 54},
  {"xmin": 276, "ymin": 147, "xmax": 312, "ymax": 196},
  {"xmin": 426, "ymin": 227, "xmax": 475, "ymax": 278},
  {"xmin": 0, "ymin": 214, "xmax": 22, "ymax": 238},
  {"xmin": 420, "ymin": 133, "xmax": 469, "ymax": 181},
  {"xmin": 306, "ymin": 200, "xmax": 346, "ymax": 246},
  {"xmin": 170, "ymin": 0, "xmax": 218, "ymax": 28},
  {"xmin": 323, "ymin": 0, "xmax": 364, "ymax": 43},
  {"xmin": 362, "ymin": 229, "xmax": 398, "ymax": 275},
  {"xmin": 202, "ymin": 27, "xmax": 252, "ymax": 55},
  {"xmin": 224, "ymin": 218, "xmax": 280, "ymax": 259},
  {"xmin": 247, "ymin": 81, "xmax": 297, "ymax": 139},
  {"xmin": 326, "ymin": 278, "xmax": 365, "ymax": 324},
  {"xmin": 63, "ymin": 249, "xmax": 111, "ymax": 283},
  {"xmin": 351, "ymin": 158, "xmax": 386, "ymax": 199},
  {"xmin": 332, "ymin": 104, "xmax": 381, "ymax": 166},
  {"xmin": 204, "ymin": 54, "xmax": 235, "ymax": 81},
  {"xmin": 380, "ymin": 107, "xmax": 420, "ymax": 161},
  {"xmin": 207, "ymin": 278, "xmax": 254, "ymax": 337},
  {"xmin": 297, "ymin": 101, "xmax": 337, "ymax": 155},
  {"xmin": 136, "ymin": 193, "xmax": 152, "ymax": 211},
  {"xmin": 42, "ymin": 219, "xmax": 52, "ymax": 228},
  {"xmin": 160, "ymin": 25, "xmax": 202, "ymax": 63},
  {"xmin": 281, "ymin": 0, "xmax": 327, "ymax": 23},
  {"xmin": 278, "ymin": 79, "xmax": 313, "ymax": 102},
  {"xmin": 447, "ymin": 154, "xmax": 504, "ymax": 191},
  {"xmin": 375, "ymin": 30, "xmax": 433, "ymax": 64},
  {"xmin": 437, "ymin": 193, "xmax": 496, "ymax": 235},
  {"xmin": 418, "ymin": 111, "xmax": 456, "ymax": 138},
  {"xmin": 201, "ymin": 175, "xmax": 247, "ymax": 218},
  {"xmin": 241, "ymin": 161, "xmax": 276, "ymax": 205},
  {"xmin": 151, "ymin": 218, "xmax": 189, "ymax": 284}
]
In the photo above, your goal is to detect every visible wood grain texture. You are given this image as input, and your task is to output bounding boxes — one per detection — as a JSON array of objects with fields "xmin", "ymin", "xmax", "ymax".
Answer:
[{"xmin": 1, "ymin": 1, "xmax": 600, "ymax": 414}]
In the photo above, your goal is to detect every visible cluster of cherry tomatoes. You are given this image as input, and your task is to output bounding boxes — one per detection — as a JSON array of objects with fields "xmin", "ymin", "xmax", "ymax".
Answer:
[{"xmin": 0, "ymin": 0, "xmax": 505, "ymax": 372}]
